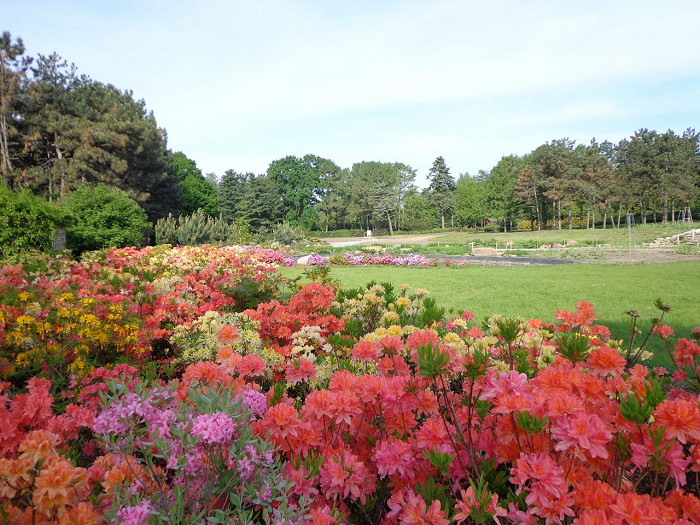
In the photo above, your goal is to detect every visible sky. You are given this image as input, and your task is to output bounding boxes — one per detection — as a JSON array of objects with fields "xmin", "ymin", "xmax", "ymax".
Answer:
[{"xmin": 6, "ymin": 0, "xmax": 700, "ymax": 186}]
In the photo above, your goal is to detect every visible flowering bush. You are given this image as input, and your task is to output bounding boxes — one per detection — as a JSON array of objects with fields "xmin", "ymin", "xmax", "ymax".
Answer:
[
  {"xmin": 93, "ymin": 382, "xmax": 305, "ymax": 524},
  {"xmin": 0, "ymin": 244, "xmax": 286, "ymax": 389},
  {"xmin": 327, "ymin": 252, "xmax": 433, "ymax": 267},
  {"xmin": 1, "ymin": 246, "xmax": 699, "ymax": 524}
]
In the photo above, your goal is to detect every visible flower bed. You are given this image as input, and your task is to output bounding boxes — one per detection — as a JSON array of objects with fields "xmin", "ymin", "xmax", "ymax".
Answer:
[{"xmin": 1, "ymin": 247, "xmax": 699, "ymax": 524}]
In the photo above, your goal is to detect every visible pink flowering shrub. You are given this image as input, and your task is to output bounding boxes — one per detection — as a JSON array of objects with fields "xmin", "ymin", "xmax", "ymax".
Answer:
[{"xmin": 93, "ymin": 382, "xmax": 305, "ymax": 524}]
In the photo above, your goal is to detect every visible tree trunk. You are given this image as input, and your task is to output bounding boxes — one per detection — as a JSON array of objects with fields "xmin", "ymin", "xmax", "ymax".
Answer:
[
  {"xmin": 662, "ymin": 195, "xmax": 668, "ymax": 224},
  {"xmin": 441, "ymin": 212, "xmax": 445, "ymax": 229},
  {"xmin": 568, "ymin": 207, "xmax": 573, "ymax": 230},
  {"xmin": 558, "ymin": 199, "xmax": 562, "ymax": 230},
  {"xmin": 602, "ymin": 198, "xmax": 608, "ymax": 230},
  {"xmin": 0, "ymin": 113, "xmax": 13, "ymax": 179},
  {"xmin": 640, "ymin": 196, "xmax": 647, "ymax": 225},
  {"xmin": 591, "ymin": 202, "xmax": 596, "ymax": 230},
  {"xmin": 387, "ymin": 213, "xmax": 393, "ymax": 235},
  {"xmin": 616, "ymin": 203, "xmax": 622, "ymax": 229},
  {"xmin": 671, "ymin": 199, "xmax": 675, "ymax": 223}
]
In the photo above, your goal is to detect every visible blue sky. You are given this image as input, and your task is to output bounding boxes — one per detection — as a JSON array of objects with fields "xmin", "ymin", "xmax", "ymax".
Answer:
[{"xmin": 7, "ymin": 0, "xmax": 700, "ymax": 186}]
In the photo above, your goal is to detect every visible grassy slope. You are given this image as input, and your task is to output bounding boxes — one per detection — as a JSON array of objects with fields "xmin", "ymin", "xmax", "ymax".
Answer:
[{"xmin": 279, "ymin": 261, "xmax": 699, "ymax": 343}]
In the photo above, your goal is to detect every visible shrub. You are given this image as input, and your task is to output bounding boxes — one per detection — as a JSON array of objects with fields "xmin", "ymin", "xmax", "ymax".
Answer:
[
  {"xmin": 0, "ymin": 184, "xmax": 73, "ymax": 257},
  {"xmin": 63, "ymin": 184, "xmax": 149, "ymax": 253},
  {"xmin": 155, "ymin": 210, "xmax": 252, "ymax": 246},
  {"xmin": 95, "ymin": 382, "xmax": 305, "ymax": 524},
  {"xmin": 272, "ymin": 222, "xmax": 306, "ymax": 245}
]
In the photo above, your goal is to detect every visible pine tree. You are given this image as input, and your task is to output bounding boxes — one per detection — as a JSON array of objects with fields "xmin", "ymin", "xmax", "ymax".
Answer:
[
  {"xmin": 427, "ymin": 156, "xmax": 456, "ymax": 229},
  {"xmin": 0, "ymin": 32, "xmax": 31, "ymax": 186}
]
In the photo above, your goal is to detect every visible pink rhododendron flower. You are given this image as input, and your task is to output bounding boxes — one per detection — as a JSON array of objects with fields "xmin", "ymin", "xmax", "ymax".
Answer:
[
  {"xmin": 372, "ymin": 436, "xmax": 417, "ymax": 480},
  {"xmin": 453, "ymin": 485, "xmax": 507, "ymax": 524},
  {"xmin": 240, "ymin": 389, "xmax": 267, "ymax": 417},
  {"xmin": 191, "ymin": 413, "xmax": 236, "ymax": 445},
  {"xmin": 285, "ymin": 358, "xmax": 317, "ymax": 384},
  {"xmin": 652, "ymin": 324, "xmax": 674, "ymax": 339},
  {"xmin": 235, "ymin": 354, "xmax": 266, "ymax": 378},
  {"xmin": 552, "ymin": 412, "xmax": 612, "ymax": 459}
]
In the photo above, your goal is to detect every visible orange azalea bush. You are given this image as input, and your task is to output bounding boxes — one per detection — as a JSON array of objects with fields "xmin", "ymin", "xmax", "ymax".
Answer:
[
  {"xmin": 0, "ymin": 244, "xmax": 288, "ymax": 389},
  {"xmin": 1, "ymin": 250, "xmax": 699, "ymax": 524}
]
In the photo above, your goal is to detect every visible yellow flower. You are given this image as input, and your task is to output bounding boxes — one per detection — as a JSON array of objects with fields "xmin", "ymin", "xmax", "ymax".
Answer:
[
  {"xmin": 15, "ymin": 315, "xmax": 34, "ymax": 327},
  {"xmin": 387, "ymin": 325, "xmax": 404, "ymax": 338},
  {"xmin": 380, "ymin": 311, "xmax": 400, "ymax": 325},
  {"xmin": 395, "ymin": 297, "xmax": 411, "ymax": 309}
]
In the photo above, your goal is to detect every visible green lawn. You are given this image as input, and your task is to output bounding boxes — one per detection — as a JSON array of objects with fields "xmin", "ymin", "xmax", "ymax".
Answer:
[{"xmin": 279, "ymin": 261, "xmax": 699, "ymax": 344}]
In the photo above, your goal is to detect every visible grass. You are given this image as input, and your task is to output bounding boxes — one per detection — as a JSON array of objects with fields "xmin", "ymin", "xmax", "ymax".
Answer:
[{"xmin": 279, "ymin": 261, "xmax": 699, "ymax": 349}]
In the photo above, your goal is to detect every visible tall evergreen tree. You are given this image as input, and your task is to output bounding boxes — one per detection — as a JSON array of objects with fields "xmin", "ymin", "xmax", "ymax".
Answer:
[
  {"xmin": 218, "ymin": 169, "xmax": 254, "ymax": 222},
  {"xmin": 427, "ymin": 156, "xmax": 456, "ymax": 228},
  {"xmin": 0, "ymin": 32, "xmax": 31, "ymax": 185}
]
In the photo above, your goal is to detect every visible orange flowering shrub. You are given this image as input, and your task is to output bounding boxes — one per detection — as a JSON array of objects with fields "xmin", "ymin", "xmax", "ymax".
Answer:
[
  {"xmin": 1, "ymin": 249, "xmax": 698, "ymax": 524},
  {"xmin": 0, "ymin": 244, "xmax": 287, "ymax": 389}
]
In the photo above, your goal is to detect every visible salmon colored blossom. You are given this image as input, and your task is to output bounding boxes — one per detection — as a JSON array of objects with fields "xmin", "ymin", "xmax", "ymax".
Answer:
[
  {"xmin": 217, "ymin": 323, "xmax": 239, "ymax": 344},
  {"xmin": 653, "ymin": 398, "xmax": 700, "ymax": 444},
  {"xmin": 235, "ymin": 354, "xmax": 266, "ymax": 378},
  {"xmin": 319, "ymin": 449, "xmax": 376, "ymax": 504},
  {"xmin": 585, "ymin": 345, "xmax": 626, "ymax": 376},
  {"xmin": 285, "ymin": 358, "xmax": 317, "ymax": 383}
]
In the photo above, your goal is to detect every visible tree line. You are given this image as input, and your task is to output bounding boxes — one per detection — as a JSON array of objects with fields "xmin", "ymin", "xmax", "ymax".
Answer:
[
  {"xmin": 457, "ymin": 132, "xmax": 700, "ymax": 232},
  {"xmin": 2, "ymin": 31, "xmax": 699, "ymax": 246},
  {"xmin": 216, "ymin": 132, "xmax": 700, "ymax": 234}
]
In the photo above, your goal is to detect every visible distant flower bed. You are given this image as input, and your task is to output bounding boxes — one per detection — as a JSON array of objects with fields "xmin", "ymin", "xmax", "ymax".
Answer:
[
  {"xmin": 1, "ymin": 246, "xmax": 699, "ymax": 524},
  {"xmin": 323, "ymin": 252, "xmax": 434, "ymax": 267}
]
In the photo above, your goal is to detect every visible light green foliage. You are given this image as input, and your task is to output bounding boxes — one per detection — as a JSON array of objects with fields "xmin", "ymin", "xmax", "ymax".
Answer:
[
  {"xmin": 154, "ymin": 209, "xmax": 251, "ymax": 246},
  {"xmin": 172, "ymin": 152, "xmax": 218, "ymax": 216},
  {"xmin": 63, "ymin": 184, "xmax": 149, "ymax": 253},
  {"xmin": 272, "ymin": 222, "xmax": 306, "ymax": 245},
  {"xmin": 0, "ymin": 184, "xmax": 73, "ymax": 256},
  {"xmin": 455, "ymin": 173, "xmax": 486, "ymax": 227},
  {"xmin": 267, "ymin": 154, "xmax": 336, "ymax": 229},
  {"xmin": 401, "ymin": 188, "xmax": 435, "ymax": 231},
  {"xmin": 481, "ymin": 155, "xmax": 523, "ymax": 230}
]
